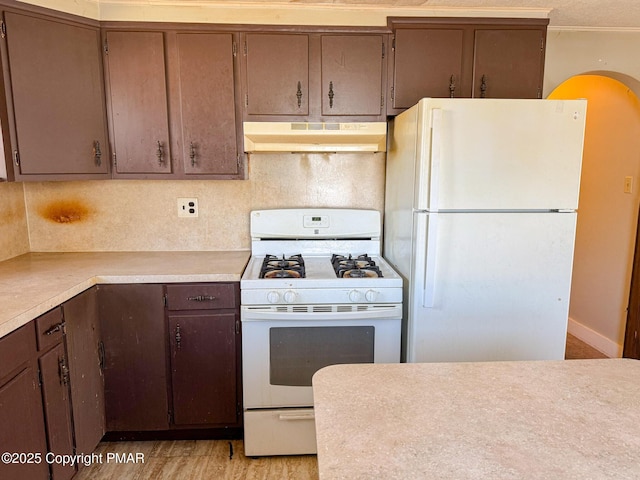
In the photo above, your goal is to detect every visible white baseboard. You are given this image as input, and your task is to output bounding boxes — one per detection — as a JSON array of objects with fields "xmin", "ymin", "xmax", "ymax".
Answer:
[{"xmin": 567, "ymin": 317, "xmax": 622, "ymax": 358}]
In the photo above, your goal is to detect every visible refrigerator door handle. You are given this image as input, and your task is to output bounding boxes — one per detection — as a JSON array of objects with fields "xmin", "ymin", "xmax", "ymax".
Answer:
[
  {"xmin": 423, "ymin": 213, "xmax": 439, "ymax": 308},
  {"xmin": 428, "ymin": 108, "xmax": 442, "ymax": 212}
]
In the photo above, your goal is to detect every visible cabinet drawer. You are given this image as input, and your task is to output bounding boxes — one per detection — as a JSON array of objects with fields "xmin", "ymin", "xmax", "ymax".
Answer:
[
  {"xmin": 35, "ymin": 307, "xmax": 65, "ymax": 351},
  {"xmin": 0, "ymin": 322, "xmax": 36, "ymax": 381},
  {"xmin": 165, "ymin": 283, "xmax": 236, "ymax": 310}
]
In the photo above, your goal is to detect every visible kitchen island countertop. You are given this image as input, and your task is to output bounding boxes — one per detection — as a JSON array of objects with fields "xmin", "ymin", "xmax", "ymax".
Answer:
[
  {"xmin": 313, "ymin": 359, "xmax": 640, "ymax": 480},
  {"xmin": 0, "ymin": 251, "xmax": 250, "ymax": 338}
]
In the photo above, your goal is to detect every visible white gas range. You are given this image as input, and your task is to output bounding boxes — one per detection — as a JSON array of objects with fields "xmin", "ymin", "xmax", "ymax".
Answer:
[{"xmin": 240, "ymin": 208, "xmax": 402, "ymax": 457}]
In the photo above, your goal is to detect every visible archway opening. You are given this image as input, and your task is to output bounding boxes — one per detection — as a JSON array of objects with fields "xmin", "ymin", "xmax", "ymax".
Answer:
[{"xmin": 548, "ymin": 74, "xmax": 640, "ymax": 356}]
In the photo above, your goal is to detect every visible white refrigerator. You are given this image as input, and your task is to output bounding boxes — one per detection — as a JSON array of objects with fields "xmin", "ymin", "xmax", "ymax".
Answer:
[{"xmin": 384, "ymin": 98, "xmax": 587, "ymax": 363}]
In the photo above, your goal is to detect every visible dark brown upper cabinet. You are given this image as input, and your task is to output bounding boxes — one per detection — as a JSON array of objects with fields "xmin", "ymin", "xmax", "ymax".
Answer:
[
  {"xmin": 390, "ymin": 26, "xmax": 467, "ymax": 110},
  {"xmin": 104, "ymin": 30, "xmax": 172, "ymax": 176},
  {"xmin": 472, "ymin": 27, "xmax": 546, "ymax": 99},
  {"xmin": 103, "ymin": 27, "xmax": 244, "ymax": 179},
  {"xmin": 387, "ymin": 18, "xmax": 548, "ymax": 115},
  {"xmin": 244, "ymin": 33, "xmax": 310, "ymax": 117},
  {"xmin": 174, "ymin": 32, "xmax": 241, "ymax": 176},
  {"xmin": 320, "ymin": 35, "xmax": 386, "ymax": 117},
  {"xmin": 242, "ymin": 30, "xmax": 387, "ymax": 122},
  {"xmin": 0, "ymin": 9, "xmax": 109, "ymax": 181}
]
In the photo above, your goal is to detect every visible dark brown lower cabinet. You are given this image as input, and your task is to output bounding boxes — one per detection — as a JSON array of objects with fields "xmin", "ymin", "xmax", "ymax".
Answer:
[
  {"xmin": 0, "ymin": 323, "xmax": 49, "ymax": 480},
  {"xmin": 98, "ymin": 282, "xmax": 241, "ymax": 435},
  {"xmin": 168, "ymin": 312, "xmax": 239, "ymax": 425},
  {"xmin": 39, "ymin": 344, "xmax": 75, "ymax": 480},
  {"xmin": 0, "ymin": 366, "xmax": 49, "ymax": 480},
  {"xmin": 98, "ymin": 283, "xmax": 169, "ymax": 431},
  {"xmin": 63, "ymin": 287, "xmax": 105, "ymax": 454}
]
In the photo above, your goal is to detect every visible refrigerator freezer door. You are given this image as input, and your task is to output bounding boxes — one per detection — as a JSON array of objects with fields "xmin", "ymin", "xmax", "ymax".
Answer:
[
  {"xmin": 413, "ymin": 98, "xmax": 587, "ymax": 211},
  {"xmin": 407, "ymin": 211, "xmax": 577, "ymax": 363}
]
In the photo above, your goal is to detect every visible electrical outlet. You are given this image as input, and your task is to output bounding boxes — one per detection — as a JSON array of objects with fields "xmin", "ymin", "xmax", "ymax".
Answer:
[
  {"xmin": 177, "ymin": 198, "xmax": 198, "ymax": 217},
  {"xmin": 624, "ymin": 176, "xmax": 633, "ymax": 194}
]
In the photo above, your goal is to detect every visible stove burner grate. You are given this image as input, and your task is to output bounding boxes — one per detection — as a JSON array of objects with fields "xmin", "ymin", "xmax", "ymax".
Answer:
[
  {"xmin": 331, "ymin": 254, "xmax": 383, "ymax": 278},
  {"xmin": 260, "ymin": 254, "xmax": 306, "ymax": 279}
]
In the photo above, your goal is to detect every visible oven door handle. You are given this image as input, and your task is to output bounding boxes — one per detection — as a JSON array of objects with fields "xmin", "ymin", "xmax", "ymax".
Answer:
[
  {"xmin": 241, "ymin": 305, "xmax": 401, "ymax": 322},
  {"xmin": 278, "ymin": 412, "xmax": 315, "ymax": 421}
]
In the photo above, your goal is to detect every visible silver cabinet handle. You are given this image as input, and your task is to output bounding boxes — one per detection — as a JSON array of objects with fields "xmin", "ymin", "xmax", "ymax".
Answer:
[
  {"xmin": 187, "ymin": 295, "xmax": 216, "ymax": 302},
  {"xmin": 189, "ymin": 141, "xmax": 196, "ymax": 167},
  {"xmin": 156, "ymin": 140, "xmax": 165, "ymax": 165},
  {"xmin": 93, "ymin": 140, "xmax": 102, "ymax": 166}
]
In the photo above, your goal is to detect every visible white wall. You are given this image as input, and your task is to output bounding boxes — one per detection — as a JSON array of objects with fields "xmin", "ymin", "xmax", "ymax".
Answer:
[{"xmin": 545, "ymin": 30, "xmax": 640, "ymax": 356}]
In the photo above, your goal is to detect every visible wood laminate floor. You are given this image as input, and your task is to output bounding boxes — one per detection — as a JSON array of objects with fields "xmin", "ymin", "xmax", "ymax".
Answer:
[
  {"xmin": 73, "ymin": 439, "xmax": 318, "ymax": 480},
  {"xmin": 74, "ymin": 334, "xmax": 606, "ymax": 480}
]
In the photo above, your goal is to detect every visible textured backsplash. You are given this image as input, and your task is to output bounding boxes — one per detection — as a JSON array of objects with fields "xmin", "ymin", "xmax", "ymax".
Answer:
[
  {"xmin": 0, "ymin": 182, "xmax": 30, "ymax": 261},
  {"xmin": 19, "ymin": 153, "xmax": 385, "ymax": 252}
]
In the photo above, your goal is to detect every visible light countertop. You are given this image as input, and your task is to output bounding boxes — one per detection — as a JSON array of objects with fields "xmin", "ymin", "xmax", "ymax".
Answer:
[
  {"xmin": 0, "ymin": 251, "xmax": 250, "ymax": 338},
  {"xmin": 313, "ymin": 359, "xmax": 640, "ymax": 480}
]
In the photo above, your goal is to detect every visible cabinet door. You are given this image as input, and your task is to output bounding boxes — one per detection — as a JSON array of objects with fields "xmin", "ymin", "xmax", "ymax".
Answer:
[
  {"xmin": 63, "ymin": 287, "xmax": 105, "ymax": 454},
  {"xmin": 175, "ymin": 33, "xmax": 239, "ymax": 176},
  {"xmin": 244, "ymin": 33, "xmax": 309, "ymax": 116},
  {"xmin": 472, "ymin": 29, "xmax": 545, "ymax": 99},
  {"xmin": 391, "ymin": 28, "xmax": 466, "ymax": 111},
  {"xmin": 321, "ymin": 35, "xmax": 384, "ymax": 117},
  {"xmin": 39, "ymin": 344, "xmax": 75, "ymax": 480},
  {"xmin": 98, "ymin": 284, "xmax": 169, "ymax": 431},
  {"xmin": 2, "ymin": 12, "xmax": 108, "ymax": 178},
  {"xmin": 0, "ymin": 367, "xmax": 49, "ymax": 480},
  {"xmin": 169, "ymin": 313, "xmax": 239, "ymax": 426},
  {"xmin": 105, "ymin": 31, "xmax": 171, "ymax": 174}
]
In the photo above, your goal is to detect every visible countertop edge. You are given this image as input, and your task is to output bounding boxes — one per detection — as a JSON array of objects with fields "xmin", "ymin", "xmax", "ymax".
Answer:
[{"xmin": 0, "ymin": 251, "xmax": 250, "ymax": 339}]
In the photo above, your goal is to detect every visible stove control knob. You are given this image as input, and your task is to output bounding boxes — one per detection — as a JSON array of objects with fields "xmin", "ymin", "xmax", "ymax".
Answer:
[
  {"xmin": 349, "ymin": 290, "xmax": 362, "ymax": 302},
  {"xmin": 267, "ymin": 291, "xmax": 280, "ymax": 304},
  {"xmin": 283, "ymin": 290, "xmax": 297, "ymax": 303},
  {"xmin": 365, "ymin": 289, "xmax": 379, "ymax": 302}
]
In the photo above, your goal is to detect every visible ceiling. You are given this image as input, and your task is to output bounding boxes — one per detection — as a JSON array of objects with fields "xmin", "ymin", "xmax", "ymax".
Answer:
[{"xmin": 188, "ymin": 0, "xmax": 640, "ymax": 29}]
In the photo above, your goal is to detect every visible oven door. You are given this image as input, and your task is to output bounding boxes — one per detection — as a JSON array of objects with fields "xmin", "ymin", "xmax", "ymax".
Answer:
[{"xmin": 241, "ymin": 304, "xmax": 402, "ymax": 409}]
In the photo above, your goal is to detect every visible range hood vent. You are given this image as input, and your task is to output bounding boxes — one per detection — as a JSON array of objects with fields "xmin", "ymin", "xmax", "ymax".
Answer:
[{"xmin": 243, "ymin": 121, "xmax": 387, "ymax": 153}]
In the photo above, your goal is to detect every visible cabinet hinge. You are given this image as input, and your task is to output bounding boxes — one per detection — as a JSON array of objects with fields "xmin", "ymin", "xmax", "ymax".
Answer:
[
  {"xmin": 245, "ymin": 94, "xmax": 248, "ymax": 107},
  {"xmin": 37, "ymin": 368, "xmax": 43, "ymax": 387},
  {"xmin": 537, "ymin": 87, "xmax": 542, "ymax": 99},
  {"xmin": 104, "ymin": 38, "xmax": 108, "ymax": 54},
  {"xmin": 540, "ymin": 36, "xmax": 544, "ymax": 50},
  {"xmin": 390, "ymin": 86, "xmax": 394, "ymax": 101},
  {"xmin": 382, "ymin": 42, "xmax": 385, "ymax": 59},
  {"xmin": 112, "ymin": 152, "xmax": 117, "ymax": 168},
  {"xmin": 235, "ymin": 319, "xmax": 240, "ymax": 335},
  {"xmin": 391, "ymin": 36, "xmax": 395, "ymax": 51},
  {"xmin": 380, "ymin": 94, "xmax": 384, "ymax": 108},
  {"xmin": 1, "ymin": 20, "xmax": 6, "ymax": 39},
  {"xmin": 163, "ymin": 293, "xmax": 167, "ymax": 307},
  {"xmin": 243, "ymin": 41, "xmax": 247, "ymax": 55},
  {"xmin": 232, "ymin": 41, "xmax": 237, "ymax": 58}
]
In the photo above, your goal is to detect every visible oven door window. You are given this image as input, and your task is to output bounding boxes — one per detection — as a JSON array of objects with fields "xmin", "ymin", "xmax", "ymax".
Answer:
[{"xmin": 269, "ymin": 326, "xmax": 375, "ymax": 386}]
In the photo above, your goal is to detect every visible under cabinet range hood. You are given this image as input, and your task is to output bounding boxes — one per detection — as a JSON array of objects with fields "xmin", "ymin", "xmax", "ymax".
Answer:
[{"xmin": 242, "ymin": 121, "xmax": 387, "ymax": 153}]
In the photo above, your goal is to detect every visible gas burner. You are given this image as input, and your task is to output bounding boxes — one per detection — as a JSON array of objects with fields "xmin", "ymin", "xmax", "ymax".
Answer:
[
  {"xmin": 331, "ymin": 254, "xmax": 383, "ymax": 278},
  {"xmin": 260, "ymin": 254, "xmax": 306, "ymax": 279}
]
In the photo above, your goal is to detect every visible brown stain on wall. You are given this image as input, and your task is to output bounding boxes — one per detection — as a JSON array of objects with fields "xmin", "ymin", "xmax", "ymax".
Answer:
[{"xmin": 39, "ymin": 199, "xmax": 91, "ymax": 224}]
